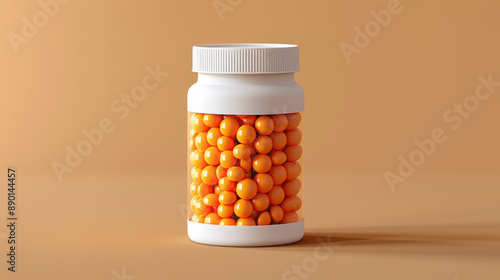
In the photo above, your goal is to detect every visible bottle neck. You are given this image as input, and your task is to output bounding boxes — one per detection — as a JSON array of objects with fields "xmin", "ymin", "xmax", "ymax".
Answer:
[{"xmin": 197, "ymin": 73, "xmax": 296, "ymax": 85}]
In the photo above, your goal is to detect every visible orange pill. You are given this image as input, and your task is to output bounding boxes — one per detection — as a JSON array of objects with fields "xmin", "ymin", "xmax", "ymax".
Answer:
[
  {"xmin": 270, "ymin": 205, "xmax": 284, "ymax": 223},
  {"xmin": 257, "ymin": 211, "xmax": 272, "ymax": 225},
  {"xmin": 204, "ymin": 146, "xmax": 221, "ymax": 166},
  {"xmin": 217, "ymin": 204, "xmax": 234, "ymax": 218},
  {"xmin": 218, "ymin": 191, "xmax": 237, "ymax": 205},
  {"xmin": 201, "ymin": 166, "xmax": 218, "ymax": 185},
  {"xmin": 191, "ymin": 113, "xmax": 209, "ymax": 133},
  {"xmin": 192, "ymin": 213, "xmax": 206, "ymax": 223},
  {"xmin": 234, "ymin": 199, "xmax": 253, "ymax": 218},
  {"xmin": 190, "ymin": 149, "xmax": 208, "ymax": 168},
  {"xmin": 268, "ymin": 165, "xmax": 287, "ymax": 185},
  {"xmin": 203, "ymin": 114, "xmax": 223, "ymax": 127},
  {"xmin": 254, "ymin": 135, "xmax": 273, "ymax": 154},
  {"xmin": 219, "ymin": 218, "xmax": 237, "ymax": 226},
  {"xmin": 207, "ymin": 127, "xmax": 223, "ymax": 146},
  {"xmin": 254, "ymin": 173, "xmax": 274, "ymax": 193},
  {"xmin": 204, "ymin": 212, "xmax": 222, "ymax": 224},
  {"xmin": 216, "ymin": 165, "xmax": 227, "ymax": 179},
  {"xmin": 197, "ymin": 183, "xmax": 214, "ymax": 198},
  {"xmin": 284, "ymin": 145, "xmax": 302, "ymax": 162},
  {"xmin": 189, "ymin": 138, "xmax": 197, "ymax": 151},
  {"xmin": 214, "ymin": 185, "xmax": 222, "ymax": 195},
  {"xmin": 283, "ymin": 161, "xmax": 301, "ymax": 181},
  {"xmin": 217, "ymin": 136, "xmax": 235, "ymax": 151},
  {"xmin": 236, "ymin": 125, "xmax": 257, "ymax": 144},
  {"xmin": 220, "ymin": 150, "xmax": 237, "ymax": 168},
  {"xmin": 203, "ymin": 193, "xmax": 220, "ymax": 207},
  {"xmin": 195, "ymin": 199, "xmax": 212, "ymax": 216},
  {"xmin": 233, "ymin": 144, "xmax": 251, "ymax": 159},
  {"xmin": 191, "ymin": 167, "xmax": 203, "ymax": 185},
  {"xmin": 190, "ymin": 182, "xmax": 198, "ymax": 196},
  {"xmin": 239, "ymin": 115, "xmax": 256, "ymax": 125},
  {"xmin": 190, "ymin": 129, "xmax": 198, "ymax": 140},
  {"xmin": 227, "ymin": 166, "xmax": 245, "ymax": 181},
  {"xmin": 268, "ymin": 185, "xmax": 285, "ymax": 205},
  {"xmin": 195, "ymin": 132, "xmax": 211, "ymax": 151},
  {"xmin": 281, "ymin": 211, "xmax": 298, "ymax": 224},
  {"xmin": 286, "ymin": 113, "xmax": 301, "ymax": 130},
  {"xmin": 270, "ymin": 132, "xmax": 287, "ymax": 150},
  {"xmin": 190, "ymin": 195, "xmax": 200, "ymax": 213},
  {"xmin": 220, "ymin": 117, "xmax": 239, "ymax": 137},
  {"xmin": 251, "ymin": 193, "xmax": 270, "ymax": 211},
  {"xmin": 252, "ymin": 154, "xmax": 272, "ymax": 173},
  {"xmin": 270, "ymin": 151, "xmax": 287, "ymax": 165},
  {"xmin": 283, "ymin": 179, "xmax": 301, "ymax": 197},
  {"xmin": 236, "ymin": 178, "xmax": 258, "ymax": 200},
  {"xmin": 237, "ymin": 217, "xmax": 256, "ymax": 226},
  {"xmin": 219, "ymin": 177, "xmax": 236, "ymax": 191},
  {"xmin": 280, "ymin": 196, "xmax": 301, "ymax": 212},
  {"xmin": 255, "ymin": 116, "xmax": 274, "ymax": 135},
  {"xmin": 271, "ymin": 114, "xmax": 288, "ymax": 132},
  {"xmin": 238, "ymin": 157, "xmax": 252, "ymax": 173},
  {"xmin": 285, "ymin": 129, "xmax": 302, "ymax": 146}
]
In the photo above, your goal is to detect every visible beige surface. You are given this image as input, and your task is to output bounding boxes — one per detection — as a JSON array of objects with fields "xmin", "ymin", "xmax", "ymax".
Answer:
[{"xmin": 1, "ymin": 0, "xmax": 499, "ymax": 279}]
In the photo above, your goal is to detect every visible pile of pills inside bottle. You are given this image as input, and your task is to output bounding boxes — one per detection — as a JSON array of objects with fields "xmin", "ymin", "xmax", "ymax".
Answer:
[{"xmin": 189, "ymin": 112, "xmax": 302, "ymax": 226}]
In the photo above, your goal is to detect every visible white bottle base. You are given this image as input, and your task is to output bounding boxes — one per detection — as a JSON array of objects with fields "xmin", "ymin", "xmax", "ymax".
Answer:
[{"xmin": 187, "ymin": 219, "xmax": 304, "ymax": 247}]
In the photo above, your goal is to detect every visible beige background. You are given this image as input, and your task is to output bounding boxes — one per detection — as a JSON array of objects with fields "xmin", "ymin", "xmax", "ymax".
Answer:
[{"xmin": 1, "ymin": 0, "xmax": 499, "ymax": 279}]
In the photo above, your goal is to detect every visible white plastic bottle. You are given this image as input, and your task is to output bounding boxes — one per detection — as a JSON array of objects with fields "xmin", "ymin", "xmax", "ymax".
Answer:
[{"xmin": 187, "ymin": 44, "xmax": 304, "ymax": 246}]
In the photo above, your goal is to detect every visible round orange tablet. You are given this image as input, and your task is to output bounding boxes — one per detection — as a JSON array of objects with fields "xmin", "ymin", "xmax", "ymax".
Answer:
[
  {"xmin": 195, "ymin": 132, "xmax": 211, "ymax": 151},
  {"xmin": 220, "ymin": 150, "xmax": 237, "ymax": 168},
  {"xmin": 270, "ymin": 132, "xmax": 287, "ymax": 150},
  {"xmin": 269, "ymin": 205, "xmax": 284, "ymax": 223},
  {"xmin": 254, "ymin": 135, "xmax": 273, "ymax": 154},
  {"xmin": 285, "ymin": 113, "xmax": 301, "ymax": 130},
  {"xmin": 190, "ymin": 129, "xmax": 198, "ymax": 140},
  {"xmin": 218, "ymin": 191, "xmax": 237, "ymax": 205},
  {"xmin": 207, "ymin": 128, "xmax": 223, "ymax": 146},
  {"xmin": 238, "ymin": 157, "xmax": 252, "ymax": 173},
  {"xmin": 268, "ymin": 165, "xmax": 287, "ymax": 185},
  {"xmin": 204, "ymin": 212, "xmax": 222, "ymax": 224},
  {"xmin": 214, "ymin": 185, "xmax": 222, "ymax": 195},
  {"xmin": 190, "ymin": 149, "xmax": 208, "ymax": 168},
  {"xmin": 255, "ymin": 116, "xmax": 274, "ymax": 135},
  {"xmin": 270, "ymin": 151, "xmax": 287, "ymax": 165},
  {"xmin": 236, "ymin": 125, "xmax": 257, "ymax": 144},
  {"xmin": 217, "ymin": 204, "xmax": 234, "ymax": 218},
  {"xmin": 219, "ymin": 218, "xmax": 237, "ymax": 226},
  {"xmin": 280, "ymin": 196, "xmax": 301, "ymax": 212},
  {"xmin": 236, "ymin": 178, "xmax": 258, "ymax": 200},
  {"xmin": 192, "ymin": 214, "xmax": 206, "ymax": 223},
  {"xmin": 283, "ymin": 179, "xmax": 301, "ymax": 197},
  {"xmin": 220, "ymin": 117, "xmax": 239, "ymax": 137},
  {"xmin": 203, "ymin": 114, "xmax": 223, "ymax": 127},
  {"xmin": 251, "ymin": 193, "xmax": 270, "ymax": 211},
  {"xmin": 201, "ymin": 166, "xmax": 218, "ymax": 185},
  {"xmin": 252, "ymin": 154, "xmax": 272, "ymax": 173},
  {"xmin": 219, "ymin": 177, "xmax": 236, "ymax": 191},
  {"xmin": 216, "ymin": 165, "xmax": 227, "ymax": 179},
  {"xmin": 233, "ymin": 144, "xmax": 251, "ymax": 160},
  {"xmin": 268, "ymin": 185, "xmax": 285, "ymax": 205},
  {"xmin": 203, "ymin": 193, "xmax": 220, "ymax": 207},
  {"xmin": 189, "ymin": 138, "xmax": 197, "ymax": 151},
  {"xmin": 257, "ymin": 211, "xmax": 272, "ymax": 225},
  {"xmin": 284, "ymin": 145, "xmax": 302, "ymax": 162},
  {"xmin": 195, "ymin": 199, "xmax": 212, "ymax": 216},
  {"xmin": 191, "ymin": 167, "xmax": 203, "ymax": 185},
  {"xmin": 234, "ymin": 199, "xmax": 253, "ymax": 218},
  {"xmin": 217, "ymin": 136, "xmax": 235, "ymax": 151},
  {"xmin": 190, "ymin": 182, "xmax": 198, "ymax": 196},
  {"xmin": 197, "ymin": 183, "xmax": 214, "ymax": 198},
  {"xmin": 227, "ymin": 166, "xmax": 245, "ymax": 181},
  {"xmin": 191, "ymin": 113, "xmax": 209, "ymax": 133},
  {"xmin": 281, "ymin": 211, "xmax": 298, "ymax": 224},
  {"xmin": 271, "ymin": 114, "xmax": 288, "ymax": 132},
  {"xmin": 190, "ymin": 195, "xmax": 200, "ymax": 213},
  {"xmin": 236, "ymin": 217, "xmax": 256, "ymax": 226},
  {"xmin": 283, "ymin": 161, "xmax": 301, "ymax": 181},
  {"xmin": 239, "ymin": 115, "xmax": 256, "ymax": 125},
  {"xmin": 254, "ymin": 173, "xmax": 274, "ymax": 193},
  {"xmin": 204, "ymin": 146, "xmax": 221, "ymax": 166},
  {"xmin": 285, "ymin": 129, "xmax": 302, "ymax": 146}
]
